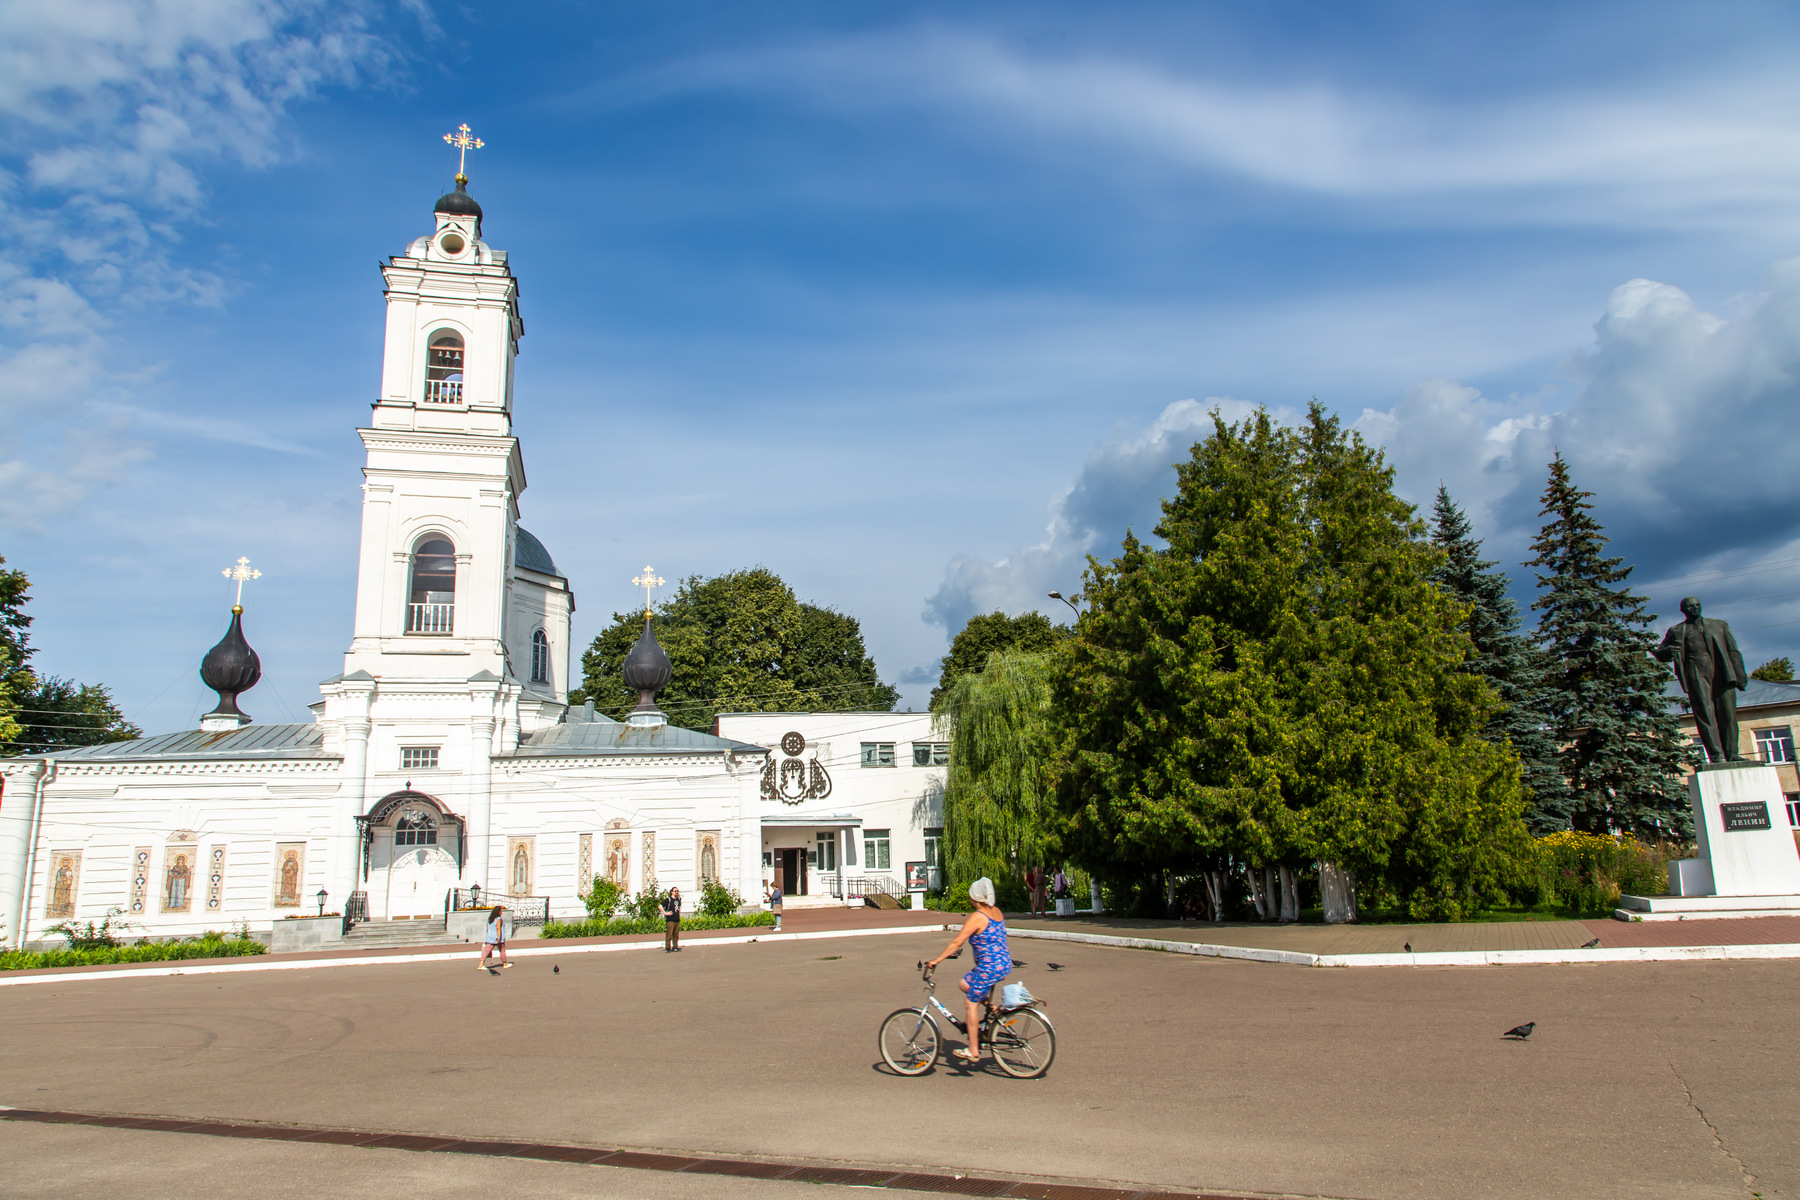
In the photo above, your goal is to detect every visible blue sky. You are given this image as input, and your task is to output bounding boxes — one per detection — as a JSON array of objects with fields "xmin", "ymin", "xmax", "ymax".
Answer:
[{"xmin": 7, "ymin": 0, "xmax": 1800, "ymax": 732}]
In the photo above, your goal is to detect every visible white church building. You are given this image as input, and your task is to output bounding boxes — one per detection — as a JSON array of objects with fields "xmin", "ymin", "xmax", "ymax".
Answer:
[{"xmin": 0, "ymin": 170, "xmax": 943, "ymax": 949}]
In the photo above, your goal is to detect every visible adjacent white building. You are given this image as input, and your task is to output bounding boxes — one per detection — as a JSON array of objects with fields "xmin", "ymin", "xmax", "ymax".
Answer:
[{"xmin": 0, "ymin": 175, "xmax": 936, "ymax": 948}]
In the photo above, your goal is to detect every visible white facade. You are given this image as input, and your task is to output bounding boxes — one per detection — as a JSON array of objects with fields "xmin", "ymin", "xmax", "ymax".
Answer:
[
  {"xmin": 716, "ymin": 712, "xmax": 947, "ymax": 900},
  {"xmin": 0, "ymin": 180, "xmax": 803, "ymax": 948}
]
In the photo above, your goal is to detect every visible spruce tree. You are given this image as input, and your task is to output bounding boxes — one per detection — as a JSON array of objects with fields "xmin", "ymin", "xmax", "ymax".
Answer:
[
  {"xmin": 1429, "ymin": 487, "xmax": 1567, "ymax": 831},
  {"xmin": 1523, "ymin": 454, "xmax": 1690, "ymax": 836}
]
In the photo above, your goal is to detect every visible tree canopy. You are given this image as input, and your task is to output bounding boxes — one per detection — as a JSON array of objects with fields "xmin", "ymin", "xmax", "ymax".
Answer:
[
  {"xmin": 934, "ymin": 650, "xmax": 1061, "ymax": 886},
  {"xmin": 1054, "ymin": 405, "xmax": 1527, "ymax": 919},
  {"xmin": 1429, "ymin": 486, "xmax": 1566, "ymax": 832},
  {"xmin": 1524, "ymin": 453, "xmax": 1689, "ymax": 837},
  {"xmin": 571, "ymin": 568, "xmax": 898, "ymax": 729},
  {"xmin": 931, "ymin": 611, "xmax": 1066, "ymax": 709},
  {"xmin": 1752, "ymin": 657, "xmax": 1793, "ymax": 683}
]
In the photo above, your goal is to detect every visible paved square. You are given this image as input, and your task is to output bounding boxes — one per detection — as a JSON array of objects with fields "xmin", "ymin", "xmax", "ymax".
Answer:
[{"xmin": 2, "ymin": 931, "xmax": 1794, "ymax": 1199}]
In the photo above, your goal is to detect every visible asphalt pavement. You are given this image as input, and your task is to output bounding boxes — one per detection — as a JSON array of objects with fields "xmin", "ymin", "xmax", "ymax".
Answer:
[{"xmin": 1, "ymin": 928, "xmax": 1791, "ymax": 1199}]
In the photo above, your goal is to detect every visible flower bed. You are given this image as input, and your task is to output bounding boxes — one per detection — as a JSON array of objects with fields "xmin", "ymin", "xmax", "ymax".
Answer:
[
  {"xmin": 540, "ymin": 911, "xmax": 776, "ymax": 939},
  {"xmin": 2, "ymin": 934, "xmax": 267, "ymax": 972}
]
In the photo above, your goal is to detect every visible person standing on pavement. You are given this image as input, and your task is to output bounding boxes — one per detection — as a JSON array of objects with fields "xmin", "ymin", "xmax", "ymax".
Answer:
[
  {"xmin": 478, "ymin": 904, "xmax": 510, "ymax": 971},
  {"xmin": 768, "ymin": 879, "xmax": 783, "ymax": 931},
  {"xmin": 1025, "ymin": 867, "xmax": 1041, "ymax": 917},
  {"xmin": 662, "ymin": 886, "xmax": 682, "ymax": 952}
]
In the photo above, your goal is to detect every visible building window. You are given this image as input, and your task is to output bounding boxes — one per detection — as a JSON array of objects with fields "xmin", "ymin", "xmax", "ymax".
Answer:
[
  {"xmin": 406, "ymin": 537, "xmax": 456, "ymax": 634},
  {"xmin": 401, "ymin": 746, "xmax": 439, "ymax": 771},
  {"xmin": 864, "ymin": 828, "xmax": 891, "ymax": 871},
  {"xmin": 394, "ymin": 808, "xmax": 438, "ymax": 846},
  {"xmin": 1755, "ymin": 726, "xmax": 1795, "ymax": 764},
  {"xmin": 424, "ymin": 331, "xmax": 464, "ymax": 405},
  {"xmin": 815, "ymin": 831, "xmax": 837, "ymax": 872},
  {"xmin": 923, "ymin": 827, "xmax": 943, "ymax": 869},
  {"xmin": 861, "ymin": 742, "xmax": 895, "ymax": 768},
  {"xmin": 1787, "ymin": 793, "xmax": 1800, "ymax": 829},
  {"xmin": 912, "ymin": 742, "xmax": 949, "ymax": 767},
  {"xmin": 530, "ymin": 629, "xmax": 550, "ymax": 683}
]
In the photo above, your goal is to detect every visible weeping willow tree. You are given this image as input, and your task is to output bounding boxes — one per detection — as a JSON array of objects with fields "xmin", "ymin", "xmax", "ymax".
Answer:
[{"xmin": 933, "ymin": 650, "xmax": 1062, "ymax": 888}]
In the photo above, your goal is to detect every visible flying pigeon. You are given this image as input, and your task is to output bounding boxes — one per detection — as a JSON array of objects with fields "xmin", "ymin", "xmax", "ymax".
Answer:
[
  {"xmin": 1582, "ymin": 937, "xmax": 1601, "ymax": 949},
  {"xmin": 552, "ymin": 964, "xmax": 560, "ymax": 974},
  {"xmin": 1403, "ymin": 942, "xmax": 1412, "ymax": 953},
  {"xmin": 1503, "ymin": 1022, "xmax": 1536, "ymax": 1040}
]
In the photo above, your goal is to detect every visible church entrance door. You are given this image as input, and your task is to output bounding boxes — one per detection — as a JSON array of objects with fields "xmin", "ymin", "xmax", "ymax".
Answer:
[
  {"xmin": 778, "ymin": 847, "xmax": 808, "ymax": 897},
  {"xmin": 380, "ymin": 833, "xmax": 461, "ymax": 919}
]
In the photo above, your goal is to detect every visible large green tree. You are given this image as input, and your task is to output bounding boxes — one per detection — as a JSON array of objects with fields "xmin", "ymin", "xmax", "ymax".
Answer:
[
  {"xmin": 571, "ymin": 568, "xmax": 898, "ymax": 728},
  {"xmin": 1429, "ymin": 487, "xmax": 1566, "ymax": 831},
  {"xmin": 1056, "ymin": 405, "xmax": 1528, "ymax": 920},
  {"xmin": 931, "ymin": 611, "xmax": 1066, "ymax": 709},
  {"xmin": 934, "ymin": 650, "xmax": 1061, "ymax": 888},
  {"xmin": 1524, "ymin": 454, "xmax": 1690, "ymax": 836},
  {"xmin": 1751, "ymin": 657, "xmax": 1793, "ymax": 682},
  {"xmin": 0, "ymin": 554, "xmax": 30, "ymax": 748}
]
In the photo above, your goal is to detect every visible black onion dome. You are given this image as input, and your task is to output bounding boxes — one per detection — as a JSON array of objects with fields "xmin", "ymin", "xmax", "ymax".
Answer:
[
  {"xmin": 434, "ymin": 179, "xmax": 483, "ymax": 220},
  {"xmin": 621, "ymin": 620, "xmax": 672, "ymax": 714},
  {"xmin": 200, "ymin": 609, "xmax": 262, "ymax": 721}
]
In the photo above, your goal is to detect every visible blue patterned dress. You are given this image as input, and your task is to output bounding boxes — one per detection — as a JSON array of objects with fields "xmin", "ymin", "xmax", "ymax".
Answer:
[{"xmin": 963, "ymin": 912, "xmax": 1010, "ymax": 1003}]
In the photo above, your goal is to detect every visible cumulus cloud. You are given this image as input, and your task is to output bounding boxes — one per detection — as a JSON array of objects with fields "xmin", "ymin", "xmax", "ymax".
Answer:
[
  {"xmin": 928, "ymin": 256, "xmax": 1800, "ymax": 651},
  {"xmin": 923, "ymin": 396, "xmax": 1297, "ymax": 631},
  {"xmin": 0, "ymin": 1, "xmax": 393, "ymax": 530}
]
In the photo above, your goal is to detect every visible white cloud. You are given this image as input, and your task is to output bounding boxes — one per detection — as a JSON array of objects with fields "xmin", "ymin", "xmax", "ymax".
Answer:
[
  {"xmin": 0, "ymin": 0, "xmax": 392, "ymax": 530},
  {"xmin": 927, "ymin": 255, "xmax": 1800, "ymax": 647},
  {"xmin": 639, "ymin": 28, "xmax": 1800, "ymax": 232}
]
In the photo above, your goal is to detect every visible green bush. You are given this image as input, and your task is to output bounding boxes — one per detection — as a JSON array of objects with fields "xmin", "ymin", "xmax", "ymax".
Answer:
[
  {"xmin": 583, "ymin": 878, "xmax": 625, "ymax": 921},
  {"xmin": 3, "ymin": 929, "xmax": 266, "ymax": 972},
  {"xmin": 626, "ymin": 882, "xmax": 666, "ymax": 923},
  {"xmin": 1519, "ymin": 831, "xmax": 1677, "ymax": 913},
  {"xmin": 540, "ymin": 911, "xmax": 776, "ymax": 940},
  {"xmin": 924, "ymin": 882, "xmax": 973, "ymax": 912},
  {"xmin": 698, "ymin": 877, "xmax": 741, "ymax": 918},
  {"xmin": 47, "ymin": 906, "xmax": 133, "ymax": 949}
]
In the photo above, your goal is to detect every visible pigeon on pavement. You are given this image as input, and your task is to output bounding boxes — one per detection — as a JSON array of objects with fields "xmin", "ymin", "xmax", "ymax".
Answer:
[
  {"xmin": 553, "ymin": 964, "xmax": 560, "ymax": 974},
  {"xmin": 1047, "ymin": 963, "xmax": 1065, "ymax": 971},
  {"xmin": 1403, "ymin": 942, "xmax": 1412, "ymax": 953},
  {"xmin": 1582, "ymin": 937, "xmax": 1601, "ymax": 949},
  {"xmin": 1503, "ymin": 1022, "xmax": 1536, "ymax": 1040}
]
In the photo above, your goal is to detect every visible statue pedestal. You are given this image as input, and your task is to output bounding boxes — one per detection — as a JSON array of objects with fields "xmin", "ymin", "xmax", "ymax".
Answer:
[{"xmin": 1617, "ymin": 763, "xmax": 1800, "ymax": 921}]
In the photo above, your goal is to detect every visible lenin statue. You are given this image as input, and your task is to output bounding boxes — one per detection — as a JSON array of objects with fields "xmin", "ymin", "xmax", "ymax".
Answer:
[{"xmin": 1653, "ymin": 596, "xmax": 1749, "ymax": 763}]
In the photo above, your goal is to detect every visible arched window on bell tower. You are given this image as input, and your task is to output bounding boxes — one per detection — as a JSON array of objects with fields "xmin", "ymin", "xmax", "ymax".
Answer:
[
  {"xmin": 530, "ymin": 629, "xmax": 549, "ymax": 683},
  {"xmin": 407, "ymin": 537, "xmax": 456, "ymax": 634},
  {"xmin": 424, "ymin": 331, "xmax": 464, "ymax": 405}
]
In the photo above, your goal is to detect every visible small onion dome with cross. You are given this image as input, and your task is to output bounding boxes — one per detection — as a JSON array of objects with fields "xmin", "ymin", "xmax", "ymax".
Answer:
[
  {"xmin": 622, "ymin": 566, "xmax": 671, "ymax": 727},
  {"xmin": 200, "ymin": 559, "xmax": 264, "ymax": 731}
]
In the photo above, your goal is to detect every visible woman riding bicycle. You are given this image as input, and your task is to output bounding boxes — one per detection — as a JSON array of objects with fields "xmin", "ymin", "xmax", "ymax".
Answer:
[{"xmin": 926, "ymin": 877, "xmax": 1009, "ymax": 1064}]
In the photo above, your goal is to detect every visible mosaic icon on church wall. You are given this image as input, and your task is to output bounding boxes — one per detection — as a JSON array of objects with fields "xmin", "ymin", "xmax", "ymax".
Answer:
[
  {"xmin": 273, "ymin": 843, "xmax": 305, "ymax": 907},
  {"xmin": 163, "ymin": 845, "xmax": 197, "ymax": 913},
  {"xmin": 605, "ymin": 834, "xmax": 630, "ymax": 888},
  {"xmin": 696, "ymin": 830, "xmax": 721, "ymax": 883},
  {"xmin": 46, "ymin": 850, "xmax": 81, "ymax": 918},
  {"xmin": 507, "ymin": 836, "xmax": 535, "ymax": 896},
  {"xmin": 760, "ymin": 731, "xmax": 832, "ymax": 804}
]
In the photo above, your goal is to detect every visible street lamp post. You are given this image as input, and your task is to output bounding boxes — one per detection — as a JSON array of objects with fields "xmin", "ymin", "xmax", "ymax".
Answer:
[
  {"xmin": 315, "ymin": 888, "xmax": 328, "ymax": 917},
  {"xmin": 1047, "ymin": 591, "xmax": 1079, "ymax": 617}
]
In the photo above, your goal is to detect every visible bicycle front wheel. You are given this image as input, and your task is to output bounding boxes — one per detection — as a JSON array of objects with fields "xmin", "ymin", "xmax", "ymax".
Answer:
[
  {"xmin": 990, "ymin": 1007, "xmax": 1056, "ymax": 1078},
  {"xmin": 878, "ymin": 1008, "xmax": 941, "ymax": 1075}
]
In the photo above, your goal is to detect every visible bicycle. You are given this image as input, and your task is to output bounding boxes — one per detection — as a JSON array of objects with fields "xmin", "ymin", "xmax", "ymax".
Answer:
[{"xmin": 878, "ymin": 953, "xmax": 1056, "ymax": 1078}]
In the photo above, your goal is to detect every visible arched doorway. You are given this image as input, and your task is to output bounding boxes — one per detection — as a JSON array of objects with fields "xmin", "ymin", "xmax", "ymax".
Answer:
[{"xmin": 361, "ymin": 791, "xmax": 465, "ymax": 919}]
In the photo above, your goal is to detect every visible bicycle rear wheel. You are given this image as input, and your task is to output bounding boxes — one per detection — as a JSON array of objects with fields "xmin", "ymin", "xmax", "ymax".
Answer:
[
  {"xmin": 879, "ymin": 1008, "xmax": 941, "ymax": 1075},
  {"xmin": 990, "ymin": 1007, "xmax": 1055, "ymax": 1078}
]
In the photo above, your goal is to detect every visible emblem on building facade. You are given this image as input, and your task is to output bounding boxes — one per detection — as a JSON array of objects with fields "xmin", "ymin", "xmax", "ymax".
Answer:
[{"xmin": 760, "ymin": 731, "xmax": 832, "ymax": 804}]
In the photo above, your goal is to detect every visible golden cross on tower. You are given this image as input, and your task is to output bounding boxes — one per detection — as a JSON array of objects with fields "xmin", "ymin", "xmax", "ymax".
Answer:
[
  {"xmin": 221, "ymin": 557, "xmax": 262, "ymax": 614},
  {"xmin": 631, "ymin": 566, "xmax": 665, "ymax": 618},
  {"xmin": 442, "ymin": 122, "xmax": 485, "ymax": 183}
]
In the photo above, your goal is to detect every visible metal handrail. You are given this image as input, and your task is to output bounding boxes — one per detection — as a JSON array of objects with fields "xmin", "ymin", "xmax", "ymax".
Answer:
[
  {"xmin": 450, "ymin": 888, "xmax": 549, "ymax": 927},
  {"xmin": 831, "ymin": 875, "xmax": 903, "ymax": 899},
  {"xmin": 343, "ymin": 890, "xmax": 369, "ymax": 935}
]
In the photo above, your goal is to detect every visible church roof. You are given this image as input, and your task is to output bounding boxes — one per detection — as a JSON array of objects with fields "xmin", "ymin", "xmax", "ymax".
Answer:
[
  {"xmin": 514, "ymin": 527, "xmax": 560, "ymax": 577},
  {"xmin": 510, "ymin": 720, "xmax": 767, "ymax": 758},
  {"xmin": 21, "ymin": 723, "xmax": 332, "ymax": 762}
]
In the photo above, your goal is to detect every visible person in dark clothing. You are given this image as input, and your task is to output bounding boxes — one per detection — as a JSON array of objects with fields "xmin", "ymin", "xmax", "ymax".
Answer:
[
  {"xmin": 662, "ymin": 887, "xmax": 682, "ymax": 952},
  {"xmin": 768, "ymin": 880, "xmax": 783, "ymax": 931}
]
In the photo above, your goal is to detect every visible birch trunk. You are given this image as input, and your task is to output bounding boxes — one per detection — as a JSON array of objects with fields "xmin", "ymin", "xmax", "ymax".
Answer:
[
  {"xmin": 1319, "ymin": 861, "xmax": 1357, "ymax": 924},
  {"xmin": 1248, "ymin": 867, "xmax": 1271, "ymax": 921},
  {"xmin": 1278, "ymin": 864, "xmax": 1299, "ymax": 922},
  {"xmin": 1204, "ymin": 870, "xmax": 1225, "ymax": 922}
]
